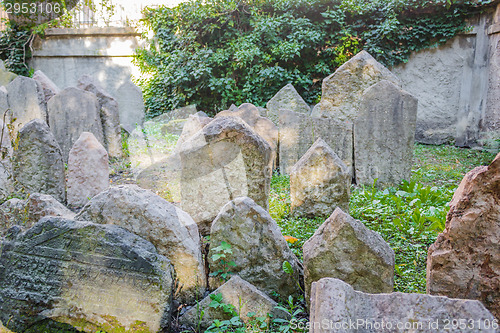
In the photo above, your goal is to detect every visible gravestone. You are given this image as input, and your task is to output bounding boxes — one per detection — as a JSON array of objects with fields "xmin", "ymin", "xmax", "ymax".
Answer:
[
  {"xmin": 0, "ymin": 119, "xmax": 12, "ymax": 201},
  {"xmin": 78, "ymin": 75, "xmax": 123, "ymax": 158},
  {"xmin": 266, "ymin": 84, "xmax": 310, "ymax": 125},
  {"xmin": 12, "ymin": 119, "xmax": 65, "ymax": 203},
  {"xmin": 162, "ymin": 119, "xmax": 188, "ymax": 136},
  {"xmin": 354, "ymin": 80, "xmax": 418, "ymax": 186},
  {"xmin": 174, "ymin": 113, "xmax": 213, "ymax": 151},
  {"xmin": 0, "ymin": 217, "xmax": 174, "ymax": 332},
  {"xmin": 0, "ymin": 87, "xmax": 8, "ymax": 117},
  {"xmin": 209, "ymin": 197, "xmax": 302, "ymax": 300},
  {"xmin": 115, "ymin": 80, "xmax": 145, "ymax": 133},
  {"xmin": 290, "ymin": 138, "xmax": 350, "ymax": 217},
  {"xmin": 47, "ymin": 87, "xmax": 104, "ymax": 162},
  {"xmin": 0, "ymin": 60, "xmax": 17, "ymax": 87},
  {"xmin": 32, "ymin": 70, "xmax": 60, "ymax": 103},
  {"xmin": 67, "ymin": 132, "xmax": 109, "ymax": 208}
]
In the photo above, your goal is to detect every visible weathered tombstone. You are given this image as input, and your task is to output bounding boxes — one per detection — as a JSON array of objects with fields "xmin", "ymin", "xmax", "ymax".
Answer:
[
  {"xmin": 0, "ymin": 86, "xmax": 9, "ymax": 118},
  {"xmin": 67, "ymin": 132, "xmax": 109, "ymax": 208},
  {"xmin": 311, "ymin": 50, "xmax": 400, "ymax": 120},
  {"xmin": 354, "ymin": 80, "xmax": 418, "ymax": 186},
  {"xmin": 427, "ymin": 152, "xmax": 500, "ymax": 319},
  {"xmin": 162, "ymin": 119, "xmax": 188, "ymax": 136},
  {"xmin": 0, "ymin": 217, "xmax": 174, "ymax": 332},
  {"xmin": 309, "ymin": 278, "xmax": 497, "ymax": 333},
  {"xmin": 266, "ymin": 84, "xmax": 310, "ymax": 125},
  {"xmin": 0, "ymin": 60, "xmax": 17, "ymax": 87},
  {"xmin": 12, "ymin": 119, "xmax": 65, "ymax": 202},
  {"xmin": 180, "ymin": 276, "xmax": 288, "ymax": 331},
  {"xmin": 303, "ymin": 208, "xmax": 395, "ymax": 306},
  {"xmin": 290, "ymin": 138, "xmax": 350, "ymax": 217},
  {"xmin": 0, "ymin": 119, "xmax": 13, "ymax": 201},
  {"xmin": 115, "ymin": 80, "xmax": 145, "ymax": 133},
  {"xmin": 179, "ymin": 117, "xmax": 272, "ymax": 234},
  {"xmin": 6, "ymin": 76, "xmax": 47, "ymax": 138},
  {"xmin": 209, "ymin": 197, "xmax": 302, "ymax": 299},
  {"xmin": 174, "ymin": 113, "xmax": 213, "ymax": 151},
  {"xmin": 47, "ymin": 87, "xmax": 105, "ymax": 162},
  {"xmin": 78, "ymin": 75, "xmax": 123, "ymax": 158},
  {"xmin": 32, "ymin": 70, "xmax": 60, "ymax": 103},
  {"xmin": 153, "ymin": 105, "xmax": 198, "ymax": 123},
  {"xmin": 75, "ymin": 185, "xmax": 206, "ymax": 304}
]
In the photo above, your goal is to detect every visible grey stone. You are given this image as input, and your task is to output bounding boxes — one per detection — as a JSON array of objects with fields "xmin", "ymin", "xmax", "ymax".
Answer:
[
  {"xmin": 162, "ymin": 119, "xmax": 188, "ymax": 136},
  {"xmin": 116, "ymin": 80, "xmax": 145, "ymax": 133},
  {"xmin": 209, "ymin": 197, "xmax": 302, "ymax": 300},
  {"xmin": 47, "ymin": 87, "xmax": 105, "ymax": 162},
  {"xmin": 311, "ymin": 50, "xmax": 400, "ymax": 121},
  {"xmin": 266, "ymin": 84, "xmax": 310, "ymax": 125},
  {"xmin": 0, "ymin": 217, "xmax": 174, "ymax": 332},
  {"xmin": 136, "ymin": 153, "xmax": 183, "ymax": 202},
  {"xmin": 0, "ymin": 119, "xmax": 13, "ymax": 201},
  {"xmin": 32, "ymin": 70, "xmax": 60, "ymax": 103},
  {"xmin": 75, "ymin": 184, "xmax": 206, "ymax": 304},
  {"xmin": 309, "ymin": 278, "xmax": 497, "ymax": 333},
  {"xmin": 154, "ymin": 105, "xmax": 198, "ymax": 123},
  {"xmin": 290, "ymin": 138, "xmax": 350, "ymax": 217},
  {"xmin": 228, "ymin": 104, "xmax": 237, "ymax": 112},
  {"xmin": 77, "ymin": 74, "xmax": 123, "ymax": 158},
  {"xmin": 180, "ymin": 276, "xmax": 288, "ymax": 331},
  {"xmin": 12, "ymin": 119, "xmax": 65, "ymax": 202},
  {"xmin": 303, "ymin": 208, "xmax": 394, "ymax": 306},
  {"xmin": 6, "ymin": 76, "xmax": 47, "ymax": 138},
  {"xmin": 67, "ymin": 132, "xmax": 109, "ymax": 208},
  {"xmin": 174, "ymin": 113, "xmax": 213, "ymax": 151},
  {"xmin": 0, "ymin": 60, "xmax": 17, "ymax": 87},
  {"xmin": 179, "ymin": 117, "xmax": 272, "ymax": 234},
  {"xmin": 354, "ymin": 80, "xmax": 418, "ymax": 186},
  {"xmin": 0, "ymin": 86, "xmax": 9, "ymax": 118}
]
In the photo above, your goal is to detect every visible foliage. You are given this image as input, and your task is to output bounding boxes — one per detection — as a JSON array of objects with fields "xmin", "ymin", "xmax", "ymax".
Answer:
[
  {"xmin": 272, "ymin": 296, "xmax": 308, "ymax": 333},
  {"xmin": 0, "ymin": 24, "xmax": 32, "ymax": 76},
  {"xmin": 205, "ymin": 293, "xmax": 246, "ymax": 333},
  {"xmin": 209, "ymin": 241, "xmax": 237, "ymax": 282},
  {"xmin": 135, "ymin": 0, "xmax": 492, "ymax": 117}
]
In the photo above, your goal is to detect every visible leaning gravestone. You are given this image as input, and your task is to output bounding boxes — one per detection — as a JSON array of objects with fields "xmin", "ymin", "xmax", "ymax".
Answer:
[
  {"xmin": 67, "ymin": 132, "xmax": 109, "ymax": 208},
  {"xmin": 0, "ymin": 119, "xmax": 13, "ymax": 201},
  {"xmin": 354, "ymin": 80, "xmax": 418, "ymax": 186},
  {"xmin": 78, "ymin": 75, "xmax": 123, "ymax": 158},
  {"xmin": 209, "ymin": 197, "xmax": 302, "ymax": 300},
  {"xmin": 303, "ymin": 208, "xmax": 395, "ymax": 307},
  {"xmin": 0, "ymin": 217, "xmax": 174, "ymax": 332},
  {"xmin": 75, "ymin": 185, "xmax": 206, "ymax": 304},
  {"xmin": 32, "ymin": 70, "xmax": 60, "ymax": 103},
  {"xmin": 48, "ymin": 87, "xmax": 104, "ymax": 162},
  {"xmin": 13, "ymin": 119, "xmax": 65, "ymax": 203},
  {"xmin": 266, "ymin": 84, "xmax": 310, "ymax": 125},
  {"xmin": 309, "ymin": 278, "xmax": 497, "ymax": 333},
  {"xmin": 6, "ymin": 75, "xmax": 47, "ymax": 138},
  {"xmin": 290, "ymin": 138, "xmax": 350, "ymax": 217}
]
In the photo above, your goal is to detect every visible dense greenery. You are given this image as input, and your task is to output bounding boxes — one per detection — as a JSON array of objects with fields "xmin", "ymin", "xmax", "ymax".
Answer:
[
  {"xmin": 0, "ymin": 25, "xmax": 32, "ymax": 76},
  {"xmin": 135, "ymin": 0, "xmax": 492, "ymax": 117}
]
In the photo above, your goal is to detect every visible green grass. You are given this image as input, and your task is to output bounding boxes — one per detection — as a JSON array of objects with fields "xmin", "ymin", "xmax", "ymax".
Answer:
[{"xmin": 271, "ymin": 144, "xmax": 497, "ymax": 293}]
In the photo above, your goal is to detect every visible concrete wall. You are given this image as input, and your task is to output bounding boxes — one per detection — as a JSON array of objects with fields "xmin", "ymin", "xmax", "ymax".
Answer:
[
  {"xmin": 393, "ymin": 3, "xmax": 500, "ymax": 147},
  {"xmin": 29, "ymin": 27, "xmax": 145, "ymax": 132}
]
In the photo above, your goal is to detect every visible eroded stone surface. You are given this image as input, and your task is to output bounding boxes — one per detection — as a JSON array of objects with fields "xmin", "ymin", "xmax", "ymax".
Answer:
[
  {"xmin": 32, "ymin": 70, "xmax": 60, "ymax": 103},
  {"xmin": 266, "ymin": 84, "xmax": 310, "ymax": 125},
  {"xmin": 0, "ymin": 60, "xmax": 17, "ymax": 87},
  {"xmin": 0, "ymin": 119, "xmax": 12, "ymax": 201}
]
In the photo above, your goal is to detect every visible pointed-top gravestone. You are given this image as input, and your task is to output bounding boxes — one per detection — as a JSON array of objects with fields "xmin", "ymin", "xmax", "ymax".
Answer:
[
  {"xmin": 311, "ymin": 50, "xmax": 400, "ymax": 121},
  {"xmin": 266, "ymin": 84, "xmax": 310, "ymax": 125},
  {"xmin": 13, "ymin": 119, "xmax": 65, "ymax": 203},
  {"xmin": 32, "ymin": 70, "xmax": 60, "ymax": 103},
  {"xmin": 290, "ymin": 138, "xmax": 350, "ymax": 217}
]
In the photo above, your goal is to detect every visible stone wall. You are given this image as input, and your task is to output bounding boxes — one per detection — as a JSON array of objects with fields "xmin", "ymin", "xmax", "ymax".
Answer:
[{"xmin": 393, "ymin": 2, "xmax": 500, "ymax": 148}]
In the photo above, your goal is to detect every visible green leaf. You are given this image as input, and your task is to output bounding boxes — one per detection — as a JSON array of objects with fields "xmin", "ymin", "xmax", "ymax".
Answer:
[{"xmin": 282, "ymin": 261, "xmax": 293, "ymax": 275}]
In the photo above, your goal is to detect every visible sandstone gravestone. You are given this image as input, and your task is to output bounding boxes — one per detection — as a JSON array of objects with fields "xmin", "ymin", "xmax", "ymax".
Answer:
[
  {"xmin": 209, "ymin": 197, "xmax": 302, "ymax": 299},
  {"xmin": 67, "ymin": 132, "xmax": 109, "ymax": 208},
  {"xmin": 13, "ymin": 119, "xmax": 65, "ymax": 202},
  {"xmin": 311, "ymin": 50, "xmax": 400, "ymax": 120},
  {"xmin": 116, "ymin": 80, "xmax": 145, "ymax": 133},
  {"xmin": 303, "ymin": 208, "xmax": 394, "ymax": 306},
  {"xmin": 179, "ymin": 117, "xmax": 272, "ymax": 234},
  {"xmin": 290, "ymin": 138, "xmax": 350, "ymax": 217},
  {"xmin": 309, "ymin": 278, "xmax": 497, "ymax": 333},
  {"xmin": 0, "ymin": 217, "xmax": 174, "ymax": 332},
  {"xmin": 0, "ymin": 60, "xmax": 17, "ymax": 87},
  {"xmin": 75, "ymin": 185, "xmax": 206, "ymax": 304},
  {"xmin": 32, "ymin": 70, "xmax": 60, "ymax": 103},
  {"xmin": 354, "ymin": 80, "xmax": 418, "ymax": 186},
  {"xmin": 0, "ymin": 119, "xmax": 13, "ymax": 201},
  {"xmin": 48, "ymin": 87, "xmax": 104, "ymax": 162},
  {"xmin": 78, "ymin": 75, "xmax": 123, "ymax": 158},
  {"xmin": 427, "ymin": 152, "xmax": 500, "ymax": 319},
  {"xmin": 266, "ymin": 84, "xmax": 310, "ymax": 125},
  {"xmin": 180, "ymin": 276, "xmax": 288, "ymax": 331},
  {"xmin": 6, "ymin": 75, "xmax": 47, "ymax": 138}
]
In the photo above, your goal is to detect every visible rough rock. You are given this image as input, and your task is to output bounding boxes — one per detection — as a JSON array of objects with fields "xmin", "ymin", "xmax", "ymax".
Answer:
[
  {"xmin": 77, "ymin": 74, "xmax": 123, "ymax": 158},
  {"xmin": 6, "ymin": 76, "xmax": 47, "ymax": 138},
  {"xmin": 0, "ymin": 119, "xmax": 13, "ymax": 201},
  {"xmin": 67, "ymin": 132, "xmax": 109, "ymax": 208},
  {"xmin": 266, "ymin": 84, "xmax": 310, "ymax": 125},
  {"xmin": 0, "ymin": 87, "xmax": 8, "ymax": 117},
  {"xmin": 303, "ymin": 208, "xmax": 394, "ymax": 306},
  {"xmin": 136, "ymin": 153, "xmax": 183, "ymax": 202},
  {"xmin": 0, "ymin": 217, "xmax": 174, "ymax": 332},
  {"xmin": 32, "ymin": 70, "xmax": 60, "ymax": 103},
  {"xmin": 179, "ymin": 117, "xmax": 272, "ymax": 234},
  {"xmin": 427, "ymin": 152, "xmax": 500, "ymax": 319},
  {"xmin": 47, "ymin": 87, "xmax": 105, "ymax": 162},
  {"xmin": 162, "ymin": 119, "xmax": 188, "ymax": 136},
  {"xmin": 174, "ymin": 113, "xmax": 213, "ymax": 150},
  {"xmin": 209, "ymin": 197, "xmax": 302, "ymax": 299},
  {"xmin": 290, "ymin": 138, "xmax": 350, "ymax": 217},
  {"xmin": 354, "ymin": 80, "xmax": 418, "ymax": 186},
  {"xmin": 115, "ymin": 80, "xmax": 145, "ymax": 133},
  {"xmin": 279, "ymin": 109, "xmax": 353, "ymax": 175},
  {"xmin": 12, "ymin": 119, "xmax": 65, "ymax": 202},
  {"xmin": 309, "ymin": 278, "xmax": 497, "ymax": 333},
  {"xmin": 311, "ymin": 50, "xmax": 400, "ymax": 121},
  {"xmin": 0, "ymin": 60, "xmax": 17, "ymax": 87},
  {"xmin": 180, "ymin": 276, "xmax": 288, "ymax": 331},
  {"xmin": 75, "ymin": 185, "xmax": 206, "ymax": 303}
]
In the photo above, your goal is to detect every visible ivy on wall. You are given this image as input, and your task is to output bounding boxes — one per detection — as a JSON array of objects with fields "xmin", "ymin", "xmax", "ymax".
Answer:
[{"xmin": 135, "ymin": 0, "xmax": 493, "ymax": 117}]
